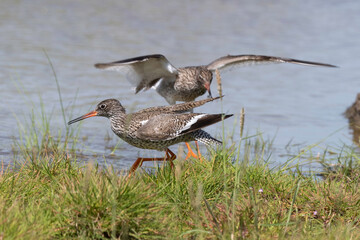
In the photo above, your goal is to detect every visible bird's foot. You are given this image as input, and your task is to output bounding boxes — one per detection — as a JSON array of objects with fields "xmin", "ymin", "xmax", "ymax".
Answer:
[
  {"xmin": 128, "ymin": 148, "xmax": 176, "ymax": 177},
  {"xmin": 185, "ymin": 141, "xmax": 202, "ymax": 162}
]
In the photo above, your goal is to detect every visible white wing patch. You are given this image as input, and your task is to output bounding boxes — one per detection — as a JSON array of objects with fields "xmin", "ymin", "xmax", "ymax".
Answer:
[
  {"xmin": 98, "ymin": 64, "xmax": 143, "ymax": 89},
  {"xmin": 95, "ymin": 55, "xmax": 178, "ymax": 94},
  {"xmin": 139, "ymin": 120, "xmax": 149, "ymax": 125},
  {"xmin": 178, "ymin": 114, "xmax": 206, "ymax": 134},
  {"xmin": 166, "ymin": 63, "xmax": 178, "ymax": 73},
  {"xmin": 151, "ymin": 78, "xmax": 163, "ymax": 90}
]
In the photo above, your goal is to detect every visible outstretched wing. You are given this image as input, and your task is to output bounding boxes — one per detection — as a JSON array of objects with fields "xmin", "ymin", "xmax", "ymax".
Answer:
[
  {"xmin": 206, "ymin": 54, "xmax": 337, "ymax": 71},
  {"xmin": 136, "ymin": 113, "xmax": 232, "ymax": 141},
  {"xmin": 95, "ymin": 54, "xmax": 178, "ymax": 93}
]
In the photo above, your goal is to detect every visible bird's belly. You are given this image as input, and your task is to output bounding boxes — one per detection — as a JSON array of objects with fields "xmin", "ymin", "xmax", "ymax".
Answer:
[
  {"xmin": 159, "ymin": 87, "xmax": 206, "ymax": 102},
  {"xmin": 156, "ymin": 78, "xmax": 206, "ymax": 103},
  {"xmin": 173, "ymin": 88, "xmax": 206, "ymax": 101},
  {"xmin": 116, "ymin": 133, "xmax": 195, "ymax": 151}
]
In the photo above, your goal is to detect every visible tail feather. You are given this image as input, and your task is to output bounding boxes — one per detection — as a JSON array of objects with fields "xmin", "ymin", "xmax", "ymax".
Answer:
[
  {"xmin": 193, "ymin": 130, "xmax": 222, "ymax": 147},
  {"xmin": 181, "ymin": 113, "xmax": 233, "ymax": 135}
]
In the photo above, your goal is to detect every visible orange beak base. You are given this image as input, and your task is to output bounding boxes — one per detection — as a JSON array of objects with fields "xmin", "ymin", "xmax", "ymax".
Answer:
[
  {"xmin": 204, "ymin": 82, "xmax": 212, "ymax": 98},
  {"xmin": 68, "ymin": 111, "xmax": 98, "ymax": 125}
]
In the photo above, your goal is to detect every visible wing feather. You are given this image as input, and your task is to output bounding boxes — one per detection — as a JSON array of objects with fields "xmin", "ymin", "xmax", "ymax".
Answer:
[
  {"xmin": 95, "ymin": 54, "xmax": 178, "ymax": 93},
  {"xmin": 206, "ymin": 54, "xmax": 337, "ymax": 71},
  {"xmin": 136, "ymin": 113, "xmax": 232, "ymax": 141},
  {"xmin": 136, "ymin": 114, "xmax": 196, "ymax": 141}
]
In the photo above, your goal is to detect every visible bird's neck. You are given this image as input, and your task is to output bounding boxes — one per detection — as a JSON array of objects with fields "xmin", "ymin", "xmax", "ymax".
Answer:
[{"xmin": 109, "ymin": 112, "xmax": 127, "ymax": 131}]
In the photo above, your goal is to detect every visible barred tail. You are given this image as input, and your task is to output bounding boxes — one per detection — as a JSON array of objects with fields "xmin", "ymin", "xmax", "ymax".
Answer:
[{"xmin": 193, "ymin": 130, "xmax": 222, "ymax": 147}]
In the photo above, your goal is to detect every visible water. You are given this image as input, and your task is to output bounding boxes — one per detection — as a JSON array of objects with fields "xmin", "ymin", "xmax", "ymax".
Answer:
[{"xmin": 1, "ymin": 0, "xmax": 359, "ymax": 169}]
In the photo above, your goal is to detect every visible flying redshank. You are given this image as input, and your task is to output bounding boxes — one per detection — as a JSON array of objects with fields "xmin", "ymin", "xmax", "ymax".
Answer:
[
  {"xmin": 94, "ymin": 54, "xmax": 337, "ymax": 104},
  {"xmin": 68, "ymin": 97, "xmax": 232, "ymax": 174}
]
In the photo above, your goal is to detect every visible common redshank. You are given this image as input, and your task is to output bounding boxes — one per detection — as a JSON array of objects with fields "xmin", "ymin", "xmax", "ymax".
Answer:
[
  {"xmin": 94, "ymin": 54, "xmax": 337, "ymax": 104},
  {"xmin": 68, "ymin": 97, "xmax": 232, "ymax": 173},
  {"xmin": 345, "ymin": 93, "xmax": 360, "ymax": 123}
]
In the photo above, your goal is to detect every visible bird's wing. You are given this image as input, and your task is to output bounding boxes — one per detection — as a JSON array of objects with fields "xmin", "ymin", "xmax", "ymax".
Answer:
[
  {"xmin": 206, "ymin": 54, "xmax": 337, "ymax": 71},
  {"xmin": 137, "ymin": 96, "xmax": 222, "ymax": 114},
  {"xmin": 136, "ymin": 113, "xmax": 232, "ymax": 141},
  {"xmin": 95, "ymin": 54, "xmax": 178, "ymax": 93}
]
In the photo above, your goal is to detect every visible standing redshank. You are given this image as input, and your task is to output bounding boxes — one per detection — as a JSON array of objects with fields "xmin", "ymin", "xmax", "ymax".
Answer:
[
  {"xmin": 94, "ymin": 54, "xmax": 337, "ymax": 104},
  {"xmin": 68, "ymin": 97, "xmax": 232, "ymax": 173}
]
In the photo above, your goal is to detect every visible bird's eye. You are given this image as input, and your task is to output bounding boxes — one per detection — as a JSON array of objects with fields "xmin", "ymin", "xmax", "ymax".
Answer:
[{"xmin": 100, "ymin": 104, "xmax": 106, "ymax": 109}]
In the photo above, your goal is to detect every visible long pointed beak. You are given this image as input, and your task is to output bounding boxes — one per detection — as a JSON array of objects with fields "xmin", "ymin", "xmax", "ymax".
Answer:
[
  {"xmin": 204, "ymin": 82, "xmax": 212, "ymax": 98},
  {"xmin": 68, "ymin": 110, "xmax": 98, "ymax": 125}
]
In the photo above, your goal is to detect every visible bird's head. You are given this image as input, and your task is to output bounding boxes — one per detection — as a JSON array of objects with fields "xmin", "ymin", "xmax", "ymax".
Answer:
[{"xmin": 68, "ymin": 99, "xmax": 125, "ymax": 125}]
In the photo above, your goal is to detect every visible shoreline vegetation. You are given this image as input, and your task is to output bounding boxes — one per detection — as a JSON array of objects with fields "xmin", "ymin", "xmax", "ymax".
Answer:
[
  {"xmin": 3, "ymin": 60, "xmax": 360, "ymax": 239},
  {"xmin": 2, "ymin": 104, "xmax": 360, "ymax": 239}
]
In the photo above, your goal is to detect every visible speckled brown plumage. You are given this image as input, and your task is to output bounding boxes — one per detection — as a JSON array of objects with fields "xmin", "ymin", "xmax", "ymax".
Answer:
[
  {"xmin": 345, "ymin": 93, "xmax": 360, "ymax": 123},
  {"xmin": 94, "ymin": 54, "xmax": 337, "ymax": 104},
  {"xmin": 344, "ymin": 93, "xmax": 360, "ymax": 146},
  {"xmin": 155, "ymin": 67, "xmax": 213, "ymax": 103},
  {"xmin": 68, "ymin": 97, "xmax": 232, "ymax": 173}
]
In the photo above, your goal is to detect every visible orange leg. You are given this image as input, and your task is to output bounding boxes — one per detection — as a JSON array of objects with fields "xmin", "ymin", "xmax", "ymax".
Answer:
[
  {"xmin": 129, "ymin": 148, "xmax": 176, "ymax": 175},
  {"xmin": 195, "ymin": 141, "xmax": 202, "ymax": 161},
  {"xmin": 185, "ymin": 141, "xmax": 202, "ymax": 162},
  {"xmin": 166, "ymin": 148, "xmax": 176, "ymax": 169}
]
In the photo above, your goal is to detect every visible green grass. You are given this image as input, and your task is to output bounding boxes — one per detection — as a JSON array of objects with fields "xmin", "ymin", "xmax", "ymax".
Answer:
[
  {"xmin": 2, "ymin": 109, "xmax": 360, "ymax": 239},
  {"xmin": 3, "ymin": 56, "xmax": 360, "ymax": 239}
]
